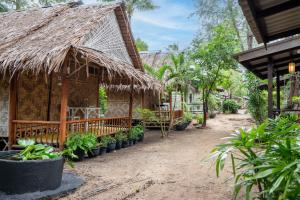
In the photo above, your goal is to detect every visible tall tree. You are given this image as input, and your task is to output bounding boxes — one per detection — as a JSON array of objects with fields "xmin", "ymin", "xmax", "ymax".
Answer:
[
  {"xmin": 190, "ymin": 21, "xmax": 239, "ymax": 127},
  {"xmin": 194, "ymin": 0, "xmax": 254, "ymax": 50},
  {"xmin": 102, "ymin": 0, "xmax": 158, "ymax": 22},
  {"xmin": 135, "ymin": 38, "xmax": 148, "ymax": 52}
]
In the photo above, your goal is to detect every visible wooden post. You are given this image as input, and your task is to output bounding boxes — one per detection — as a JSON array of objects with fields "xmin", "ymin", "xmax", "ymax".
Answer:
[
  {"xmin": 169, "ymin": 92, "xmax": 173, "ymax": 122},
  {"xmin": 59, "ymin": 77, "xmax": 69, "ymax": 150},
  {"xmin": 8, "ymin": 74, "xmax": 18, "ymax": 149},
  {"xmin": 128, "ymin": 80, "xmax": 134, "ymax": 129},
  {"xmin": 268, "ymin": 63, "xmax": 274, "ymax": 118},
  {"xmin": 47, "ymin": 73, "xmax": 53, "ymax": 121},
  {"xmin": 276, "ymin": 72, "xmax": 281, "ymax": 114}
]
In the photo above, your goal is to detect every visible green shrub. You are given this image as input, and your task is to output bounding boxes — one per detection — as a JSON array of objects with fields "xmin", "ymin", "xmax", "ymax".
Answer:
[
  {"xmin": 195, "ymin": 114, "xmax": 203, "ymax": 124},
  {"xmin": 183, "ymin": 112, "xmax": 193, "ymax": 122},
  {"xmin": 100, "ymin": 135, "xmax": 115, "ymax": 147},
  {"xmin": 115, "ymin": 131, "xmax": 127, "ymax": 142},
  {"xmin": 212, "ymin": 114, "xmax": 300, "ymax": 200},
  {"xmin": 222, "ymin": 99, "xmax": 239, "ymax": 114},
  {"xmin": 66, "ymin": 132, "xmax": 97, "ymax": 153},
  {"xmin": 128, "ymin": 125, "xmax": 142, "ymax": 140}
]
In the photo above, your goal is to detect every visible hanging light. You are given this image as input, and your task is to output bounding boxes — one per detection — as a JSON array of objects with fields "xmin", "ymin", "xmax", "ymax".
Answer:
[{"xmin": 288, "ymin": 61, "xmax": 296, "ymax": 73}]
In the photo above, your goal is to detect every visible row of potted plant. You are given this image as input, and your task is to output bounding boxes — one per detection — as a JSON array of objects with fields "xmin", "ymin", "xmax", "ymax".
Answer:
[{"xmin": 66, "ymin": 124, "xmax": 145, "ymax": 161}]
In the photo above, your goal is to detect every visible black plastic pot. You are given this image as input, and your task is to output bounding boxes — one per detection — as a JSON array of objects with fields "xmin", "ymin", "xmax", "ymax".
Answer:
[
  {"xmin": 122, "ymin": 140, "xmax": 129, "ymax": 148},
  {"xmin": 99, "ymin": 147, "xmax": 107, "ymax": 155},
  {"xmin": 128, "ymin": 140, "xmax": 133, "ymax": 146},
  {"xmin": 72, "ymin": 148, "xmax": 85, "ymax": 161},
  {"xmin": 115, "ymin": 141, "xmax": 122, "ymax": 150},
  {"xmin": 175, "ymin": 123, "xmax": 187, "ymax": 131},
  {"xmin": 138, "ymin": 133, "xmax": 144, "ymax": 142},
  {"xmin": 133, "ymin": 139, "xmax": 137, "ymax": 145},
  {"xmin": 0, "ymin": 151, "xmax": 64, "ymax": 194},
  {"xmin": 87, "ymin": 147, "xmax": 100, "ymax": 158},
  {"xmin": 106, "ymin": 142, "xmax": 116, "ymax": 153}
]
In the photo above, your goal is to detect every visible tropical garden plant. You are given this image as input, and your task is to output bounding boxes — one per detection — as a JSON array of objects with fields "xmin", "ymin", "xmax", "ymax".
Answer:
[
  {"xmin": 223, "ymin": 99, "xmax": 239, "ymax": 114},
  {"xmin": 211, "ymin": 114, "xmax": 300, "ymax": 200}
]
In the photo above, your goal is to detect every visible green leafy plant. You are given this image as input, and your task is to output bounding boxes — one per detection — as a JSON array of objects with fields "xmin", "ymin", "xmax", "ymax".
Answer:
[
  {"xmin": 222, "ymin": 99, "xmax": 239, "ymax": 114},
  {"xmin": 65, "ymin": 132, "xmax": 98, "ymax": 153},
  {"xmin": 211, "ymin": 114, "xmax": 300, "ymax": 200},
  {"xmin": 13, "ymin": 139, "xmax": 62, "ymax": 160},
  {"xmin": 100, "ymin": 135, "xmax": 115, "ymax": 147},
  {"xmin": 115, "ymin": 131, "xmax": 127, "ymax": 142},
  {"xmin": 183, "ymin": 111, "xmax": 193, "ymax": 122},
  {"xmin": 128, "ymin": 127, "xmax": 140, "ymax": 140},
  {"xmin": 99, "ymin": 87, "xmax": 108, "ymax": 115},
  {"xmin": 196, "ymin": 114, "xmax": 203, "ymax": 124}
]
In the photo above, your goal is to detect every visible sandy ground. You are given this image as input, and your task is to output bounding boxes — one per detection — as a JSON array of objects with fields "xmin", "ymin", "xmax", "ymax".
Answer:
[{"xmin": 61, "ymin": 112, "xmax": 253, "ymax": 200}]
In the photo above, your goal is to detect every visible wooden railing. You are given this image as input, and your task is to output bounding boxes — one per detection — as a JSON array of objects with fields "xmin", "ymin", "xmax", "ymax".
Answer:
[
  {"xmin": 12, "ymin": 120, "xmax": 60, "ymax": 147},
  {"xmin": 11, "ymin": 117, "xmax": 130, "ymax": 147},
  {"xmin": 66, "ymin": 117, "xmax": 130, "ymax": 137}
]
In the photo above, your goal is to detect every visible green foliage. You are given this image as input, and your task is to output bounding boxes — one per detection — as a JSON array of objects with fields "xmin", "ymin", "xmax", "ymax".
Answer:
[
  {"xmin": 99, "ymin": 87, "xmax": 108, "ymax": 114},
  {"xmin": 246, "ymin": 72, "xmax": 267, "ymax": 124},
  {"xmin": 66, "ymin": 132, "xmax": 98, "ymax": 153},
  {"xmin": 135, "ymin": 38, "xmax": 148, "ymax": 51},
  {"xmin": 102, "ymin": 0, "xmax": 158, "ymax": 20},
  {"xmin": 115, "ymin": 131, "xmax": 127, "ymax": 142},
  {"xmin": 135, "ymin": 108, "xmax": 159, "ymax": 122},
  {"xmin": 128, "ymin": 125, "xmax": 143, "ymax": 140},
  {"xmin": 212, "ymin": 114, "xmax": 300, "ymax": 200},
  {"xmin": 13, "ymin": 139, "xmax": 62, "ymax": 160},
  {"xmin": 208, "ymin": 94, "xmax": 221, "ymax": 112},
  {"xmin": 100, "ymin": 135, "xmax": 115, "ymax": 147},
  {"xmin": 195, "ymin": 114, "xmax": 203, "ymax": 124},
  {"xmin": 183, "ymin": 111, "xmax": 193, "ymax": 122},
  {"xmin": 223, "ymin": 99, "xmax": 239, "ymax": 114}
]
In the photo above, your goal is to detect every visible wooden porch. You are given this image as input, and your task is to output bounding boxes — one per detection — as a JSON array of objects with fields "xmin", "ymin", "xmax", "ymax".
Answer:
[{"xmin": 11, "ymin": 117, "xmax": 130, "ymax": 148}]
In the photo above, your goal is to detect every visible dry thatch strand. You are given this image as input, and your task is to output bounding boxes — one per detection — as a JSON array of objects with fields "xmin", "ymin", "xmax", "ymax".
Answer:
[{"xmin": 0, "ymin": 2, "xmax": 161, "ymax": 92}]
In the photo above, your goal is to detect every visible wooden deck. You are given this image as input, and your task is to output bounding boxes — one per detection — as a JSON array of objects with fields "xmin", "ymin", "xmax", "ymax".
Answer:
[{"xmin": 11, "ymin": 117, "xmax": 130, "ymax": 147}]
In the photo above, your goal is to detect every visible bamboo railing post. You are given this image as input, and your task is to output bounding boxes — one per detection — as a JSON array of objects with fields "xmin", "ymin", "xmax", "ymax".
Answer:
[
  {"xmin": 59, "ymin": 77, "xmax": 69, "ymax": 150},
  {"xmin": 8, "ymin": 74, "xmax": 18, "ymax": 149},
  {"xmin": 128, "ymin": 80, "xmax": 134, "ymax": 129}
]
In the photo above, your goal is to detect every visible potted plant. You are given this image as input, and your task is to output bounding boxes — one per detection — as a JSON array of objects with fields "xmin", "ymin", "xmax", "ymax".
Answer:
[
  {"xmin": 175, "ymin": 120, "xmax": 187, "ymax": 131},
  {"xmin": 65, "ymin": 133, "xmax": 88, "ymax": 161},
  {"xmin": 84, "ymin": 133, "xmax": 100, "ymax": 158},
  {"xmin": 0, "ymin": 139, "xmax": 74, "ymax": 194},
  {"xmin": 122, "ymin": 135, "xmax": 130, "ymax": 148},
  {"xmin": 128, "ymin": 128, "xmax": 139, "ymax": 145},
  {"xmin": 115, "ymin": 131, "xmax": 127, "ymax": 150},
  {"xmin": 106, "ymin": 136, "xmax": 116, "ymax": 153},
  {"xmin": 99, "ymin": 136, "xmax": 110, "ymax": 155},
  {"xmin": 135, "ymin": 124, "xmax": 145, "ymax": 142}
]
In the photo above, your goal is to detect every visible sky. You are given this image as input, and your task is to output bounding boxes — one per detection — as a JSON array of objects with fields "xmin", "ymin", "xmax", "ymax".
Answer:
[{"xmin": 84, "ymin": 0, "xmax": 200, "ymax": 52}]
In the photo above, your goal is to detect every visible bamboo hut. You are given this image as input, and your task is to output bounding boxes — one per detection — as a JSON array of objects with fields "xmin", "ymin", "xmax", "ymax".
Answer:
[{"xmin": 0, "ymin": 2, "xmax": 161, "ymax": 149}]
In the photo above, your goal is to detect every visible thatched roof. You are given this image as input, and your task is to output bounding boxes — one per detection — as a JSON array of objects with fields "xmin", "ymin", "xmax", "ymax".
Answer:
[
  {"xmin": 140, "ymin": 51, "xmax": 172, "ymax": 69},
  {"xmin": 0, "ymin": 2, "xmax": 160, "ymax": 91}
]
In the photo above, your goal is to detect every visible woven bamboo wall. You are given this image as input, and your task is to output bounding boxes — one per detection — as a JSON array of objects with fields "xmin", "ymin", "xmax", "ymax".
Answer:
[
  {"xmin": 50, "ymin": 72, "xmax": 98, "ymax": 121},
  {"xmin": 17, "ymin": 73, "xmax": 49, "ymax": 120},
  {"xmin": 0, "ymin": 78, "xmax": 9, "ymax": 137}
]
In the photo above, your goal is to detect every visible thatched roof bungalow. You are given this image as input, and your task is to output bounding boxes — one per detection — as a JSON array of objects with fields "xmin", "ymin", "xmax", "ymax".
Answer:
[{"xmin": 0, "ymin": 2, "xmax": 161, "ymax": 149}]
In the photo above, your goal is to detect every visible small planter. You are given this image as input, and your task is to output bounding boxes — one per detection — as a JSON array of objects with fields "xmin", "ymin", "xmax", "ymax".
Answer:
[
  {"xmin": 133, "ymin": 139, "xmax": 137, "ymax": 145},
  {"xmin": 87, "ymin": 147, "xmax": 100, "ymax": 158},
  {"xmin": 122, "ymin": 140, "xmax": 129, "ymax": 148},
  {"xmin": 128, "ymin": 140, "xmax": 133, "ymax": 146},
  {"xmin": 138, "ymin": 133, "xmax": 144, "ymax": 142},
  {"xmin": 175, "ymin": 123, "xmax": 187, "ymax": 131},
  {"xmin": 99, "ymin": 147, "xmax": 107, "ymax": 155},
  {"xmin": 106, "ymin": 142, "xmax": 116, "ymax": 153},
  {"xmin": 0, "ymin": 151, "xmax": 64, "ymax": 194},
  {"xmin": 72, "ymin": 148, "xmax": 85, "ymax": 161},
  {"xmin": 115, "ymin": 141, "xmax": 122, "ymax": 150}
]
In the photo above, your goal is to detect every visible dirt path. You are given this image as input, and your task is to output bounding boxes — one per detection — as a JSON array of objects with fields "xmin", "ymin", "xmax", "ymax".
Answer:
[{"xmin": 61, "ymin": 112, "xmax": 253, "ymax": 200}]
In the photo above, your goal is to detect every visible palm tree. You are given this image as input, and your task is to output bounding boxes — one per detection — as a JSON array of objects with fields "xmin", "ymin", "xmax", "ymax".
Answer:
[{"xmin": 102, "ymin": 0, "xmax": 158, "ymax": 22}]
